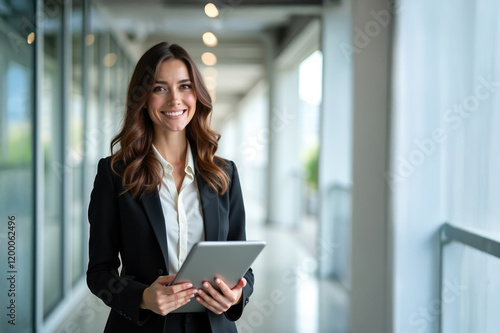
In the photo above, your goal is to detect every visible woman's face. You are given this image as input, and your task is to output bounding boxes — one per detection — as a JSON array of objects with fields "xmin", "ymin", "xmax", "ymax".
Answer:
[{"xmin": 146, "ymin": 59, "xmax": 197, "ymax": 136}]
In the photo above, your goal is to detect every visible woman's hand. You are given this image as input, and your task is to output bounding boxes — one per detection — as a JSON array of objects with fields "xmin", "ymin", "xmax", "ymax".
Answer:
[
  {"xmin": 140, "ymin": 275, "xmax": 198, "ymax": 316},
  {"xmin": 195, "ymin": 277, "xmax": 246, "ymax": 315}
]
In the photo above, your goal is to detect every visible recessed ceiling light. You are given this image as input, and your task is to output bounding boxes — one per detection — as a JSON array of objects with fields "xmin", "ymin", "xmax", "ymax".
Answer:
[
  {"xmin": 103, "ymin": 53, "xmax": 117, "ymax": 67},
  {"xmin": 204, "ymin": 3, "xmax": 219, "ymax": 18},
  {"xmin": 86, "ymin": 34, "xmax": 95, "ymax": 46},
  {"xmin": 27, "ymin": 32, "xmax": 35, "ymax": 44},
  {"xmin": 201, "ymin": 52, "xmax": 217, "ymax": 66},
  {"xmin": 202, "ymin": 32, "xmax": 218, "ymax": 47}
]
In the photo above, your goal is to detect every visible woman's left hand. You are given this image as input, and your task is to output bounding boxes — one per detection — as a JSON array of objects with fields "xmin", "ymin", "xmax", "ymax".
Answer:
[{"xmin": 196, "ymin": 277, "xmax": 246, "ymax": 315}]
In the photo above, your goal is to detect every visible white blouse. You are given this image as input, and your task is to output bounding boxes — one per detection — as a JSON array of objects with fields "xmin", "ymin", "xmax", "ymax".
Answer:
[{"xmin": 152, "ymin": 143, "xmax": 204, "ymax": 274}]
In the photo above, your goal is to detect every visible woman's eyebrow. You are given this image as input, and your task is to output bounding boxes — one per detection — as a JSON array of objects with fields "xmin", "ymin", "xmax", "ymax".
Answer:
[{"xmin": 155, "ymin": 78, "xmax": 191, "ymax": 84}]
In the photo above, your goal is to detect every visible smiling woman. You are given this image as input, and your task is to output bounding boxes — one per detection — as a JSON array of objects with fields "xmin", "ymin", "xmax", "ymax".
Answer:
[
  {"xmin": 86, "ymin": 42, "xmax": 253, "ymax": 333},
  {"xmin": 110, "ymin": 43, "xmax": 228, "ymax": 198}
]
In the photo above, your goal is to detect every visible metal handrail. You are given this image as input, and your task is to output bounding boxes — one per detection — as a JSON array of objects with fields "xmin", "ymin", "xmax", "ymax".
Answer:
[
  {"xmin": 441, "ymin": 223, "xmax": 500, "ymax": 259},
  {"xmin": 439, "ymin": 223, "xmax": 500, "ymax": 333}
]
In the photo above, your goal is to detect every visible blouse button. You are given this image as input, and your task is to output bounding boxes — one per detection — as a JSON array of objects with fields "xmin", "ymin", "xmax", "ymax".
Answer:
[{"xmin": 157, "ymin": 268, "xmax": 164, "ymax": 275}]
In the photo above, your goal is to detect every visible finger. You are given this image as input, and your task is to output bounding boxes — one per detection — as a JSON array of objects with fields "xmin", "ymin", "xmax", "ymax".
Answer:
[
  {"xmin": 168, "ymin": 282, "xmax": 194, "ymax": 294},
  {"xmin": 156, "ymin": 275, "xmax": 175, "ymax": 285},
  {"xmin": 213, "ymin": 279, "xmax": 239, "ymax": 304},
  {"xmin": 174, "ymin": 288, "xmax": 198, "ymax": 301},
  {"xmin": 202, "ymin": 281, "xmax": 225, "ymax": 301},
  {"xmin": 214, "ymin": 278, "xmax": 233, "ymax": 297},
  {"xmin": 238, "ymin": 278, "xmax": 247, "ymax": 289},
  {"xmin": 164, "ymin": 289, "xmax": 197, "ymax": 312},
  {"xmin": 200, "ymin": 282, "xmax": 233, "ymax": 311},
  {"xmin": 163, "ymin": 294, "xmax": 194, "ymax": 315},
  {"xmin": 151, "ymin": 290, "xmax": 194, "ymax": 316},
  {"xmin": 196, "ymin": 290, "xmax": 224, "ymax": 315}
]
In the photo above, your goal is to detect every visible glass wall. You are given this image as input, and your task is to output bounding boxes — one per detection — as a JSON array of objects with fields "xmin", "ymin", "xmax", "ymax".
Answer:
[
  {"xmin": 70, "ymin": 0, "xmax": 85, "ymax": 286},
  {"xmin": 0, "ymin": 0, "xmax": 134, "ymax": 331},
  {"xmin": 42, "ymin": 0, "xmax": 64, "ymax": 316},
  {"xmin": 0, "ymin": 1, "xmax": 35, "ymax": 332}
]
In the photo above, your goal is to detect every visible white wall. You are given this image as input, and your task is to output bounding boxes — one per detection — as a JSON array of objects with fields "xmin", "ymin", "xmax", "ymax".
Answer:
[{"xmin": 391, "ymin": 0, "xmax": 500, "ymax": 332}]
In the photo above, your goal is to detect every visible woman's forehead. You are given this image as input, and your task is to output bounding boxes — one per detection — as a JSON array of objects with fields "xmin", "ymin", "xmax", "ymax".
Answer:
[{"xmin": 156, "ymin": 59, "xmax": 191, "ymax": 82}]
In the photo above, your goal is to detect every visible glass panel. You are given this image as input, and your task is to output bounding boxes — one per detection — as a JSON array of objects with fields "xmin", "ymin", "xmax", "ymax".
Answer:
[
  {"xmin": 100, "ymin": 34, "xmax": 114, "ymax": 155},
  {"xmin": 442, "ymin": 242, "xmax": 500, "ymax": 333},
  {"xmin": 71, "ymin": 0, "xmax": 84, "ymax": 284},
  {"xmin": 0, "ymin": 1, "xmax": 35, "ymax": 332},
  {"xmin": 42, "ymin": 0, "xmax": 63, "ymax": 315}
]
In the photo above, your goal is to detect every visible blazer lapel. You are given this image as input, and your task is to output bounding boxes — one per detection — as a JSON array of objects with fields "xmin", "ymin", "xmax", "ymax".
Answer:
[
  {"xmin": 140, "ymin": 190, "xmax": 170, "ymax": 271},
  {"xmin": 197, "ymin": 176, "xmax": 220, "ymax": 241}
]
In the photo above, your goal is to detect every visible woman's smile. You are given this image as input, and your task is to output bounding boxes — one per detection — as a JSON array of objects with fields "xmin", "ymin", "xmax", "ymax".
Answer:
[{"xmin": 161, "ymin": 109, "xmax": 187, "ymax": 118}]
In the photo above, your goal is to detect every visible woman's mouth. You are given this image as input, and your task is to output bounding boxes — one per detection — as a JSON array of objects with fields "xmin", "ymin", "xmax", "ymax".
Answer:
[{"xmin": 161, "ymin": 109, "xmax": 187, "ymax": 118}]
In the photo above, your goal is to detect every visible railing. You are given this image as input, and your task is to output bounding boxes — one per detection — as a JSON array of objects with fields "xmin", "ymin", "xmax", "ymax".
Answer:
[{"xmin": 439, "ymin": 223, "xmax": 500, "ymax": 332}]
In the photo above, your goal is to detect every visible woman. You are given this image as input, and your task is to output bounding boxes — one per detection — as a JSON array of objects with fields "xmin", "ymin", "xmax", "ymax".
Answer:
[{"xmin": 87, "ymin": 42, "xmax": 253, "ymax": 333}]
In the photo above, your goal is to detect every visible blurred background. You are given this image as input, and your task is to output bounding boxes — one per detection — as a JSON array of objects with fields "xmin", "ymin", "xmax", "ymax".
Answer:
[{"xmin": 1, "ymin": 0, "xmax": 500, "ymax": 332}]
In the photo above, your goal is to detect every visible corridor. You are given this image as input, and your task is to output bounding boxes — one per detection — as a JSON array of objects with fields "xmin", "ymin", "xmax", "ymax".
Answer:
[{"xmin": 2, "ymin": 0, "xmax": 500, "ymax": 332}]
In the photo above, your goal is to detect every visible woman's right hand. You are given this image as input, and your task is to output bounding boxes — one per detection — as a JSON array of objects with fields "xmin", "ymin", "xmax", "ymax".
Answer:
[{"xmin": 140, "ymin": 275, "xmax": 198, "ymax": 316}]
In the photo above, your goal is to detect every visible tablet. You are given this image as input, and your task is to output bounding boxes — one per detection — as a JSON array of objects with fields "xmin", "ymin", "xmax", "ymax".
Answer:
[{"xmin": 171, "ymin": 240, "xmax": 266, "ymax": 313}]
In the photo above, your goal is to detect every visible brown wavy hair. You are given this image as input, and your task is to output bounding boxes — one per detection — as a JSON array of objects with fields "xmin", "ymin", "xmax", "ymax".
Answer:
[{"xmin": 110, "ymin": 42, "xmax": 229, "ymax": 198}]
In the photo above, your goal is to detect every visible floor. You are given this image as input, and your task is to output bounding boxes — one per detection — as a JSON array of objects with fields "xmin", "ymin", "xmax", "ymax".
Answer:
[{"xmin": 54, "ymin": 220, "xmax": 349, "ymax": 333}]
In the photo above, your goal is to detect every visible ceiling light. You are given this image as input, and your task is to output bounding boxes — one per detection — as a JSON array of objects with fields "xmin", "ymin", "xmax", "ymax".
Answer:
[
  {"xmin": 103, "ymin": 53, "xmax": 117, "ymax": 67},
  {"xmin": 27, "ymin": 32, "xmax": 35, "ymax": 44},
  {"xmin": 86, "ymin": 34, "xmax": 95, "ymax": 46},
  {"xmin": 201, "ymin": 52, "xmax": 217, "ymax": 66},
  {"xmin": 204, "ymin": 3, "xmax": 219, "ymax": 18},
  {"xmin": 202, "ymin": 32, "xmax": 218, "ymax": 47}
]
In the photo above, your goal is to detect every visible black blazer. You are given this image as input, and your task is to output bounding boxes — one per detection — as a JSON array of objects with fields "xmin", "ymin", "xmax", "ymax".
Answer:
[{"xmin": 86, "ymin": 157, "xmax": 253, "ymax": 333}]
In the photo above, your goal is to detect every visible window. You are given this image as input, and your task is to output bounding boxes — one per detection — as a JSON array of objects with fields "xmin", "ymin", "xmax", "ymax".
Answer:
[
  {"xmin": 42, "ymin": 0, "xmax": 64, "ymax": 315},
  {"xmin": 0, "ymin": 2, "xmax": 35, "ymax": 331}
]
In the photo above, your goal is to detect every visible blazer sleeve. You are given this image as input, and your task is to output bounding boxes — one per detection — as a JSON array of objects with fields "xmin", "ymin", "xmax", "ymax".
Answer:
[
  {"xmin": 224, "ymin": 161, "xmax": 255, "ymax": 321},
  {"xmin": 86, "ymin": 158, "xmax": 150, "ymax": 325}
]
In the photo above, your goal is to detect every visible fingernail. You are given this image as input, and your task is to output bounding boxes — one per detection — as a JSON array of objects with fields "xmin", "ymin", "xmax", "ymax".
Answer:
[
  {"xmin": 215, "ymin": 278, "xmax": 221, "ymax": 285},
  {"xmin": 196, "ymin": 297, "xmax": 201, "ymax": 302},
  {"xmin": 190, "ymin": 294, "xmax": 195, "ymax": 298},
  {"xmin": 203, "ymin": 282, "xmax": 209, "ymax": 288},
  {"xmin": 198, "ymin": 289, "xmax": 203, "ymax": 295},
  {"xmin": 187, "ymin": 283, "xmax": 193, "ymax": 288},
  {"xmin": 192, "ymin": 289, "xmax": 198, "ymax": 294}
]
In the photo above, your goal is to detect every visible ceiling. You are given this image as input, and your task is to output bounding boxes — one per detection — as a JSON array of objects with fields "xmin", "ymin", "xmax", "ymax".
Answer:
[{"xmin": 94, "ymin": 0, "xmax": 324, "ymax": 127}]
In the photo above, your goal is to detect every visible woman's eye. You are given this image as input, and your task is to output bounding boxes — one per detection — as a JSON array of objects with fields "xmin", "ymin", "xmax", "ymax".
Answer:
[
  {"xmin": 153, "ymin": 86, "xmax": 166, "ymax": 92},
  {"xmin": 180, "ymin": 84, "xmax": 192, "ymax": 90}
]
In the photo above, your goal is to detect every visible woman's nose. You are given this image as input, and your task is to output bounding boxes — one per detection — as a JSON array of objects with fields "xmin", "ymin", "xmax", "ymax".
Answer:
[{"xmin": 168, "ymin": 90, "xmax": 181, "ymax": 105}]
